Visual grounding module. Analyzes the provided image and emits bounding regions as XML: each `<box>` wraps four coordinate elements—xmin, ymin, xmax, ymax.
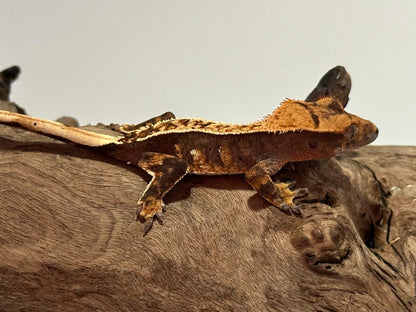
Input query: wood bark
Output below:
<box><xmin>0</xmin><ymin>67</ymin><xmax>415</xmax><ymax>311</ymax></box>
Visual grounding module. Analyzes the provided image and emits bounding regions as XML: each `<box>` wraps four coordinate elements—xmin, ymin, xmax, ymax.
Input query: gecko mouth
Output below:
<box><xmin>366</xmin><ymin>128</ymin><xmax>379</xmax><ymax>144</ymax></box>
<box><xmin>354</xmin><ymin>123</ymin><xmax>379</xmax><ymax>147</ymax></box>
<box><xmin>335</xmin><ymin>126</ymin><xmax>379</xmax><ymax>154</ymax></box>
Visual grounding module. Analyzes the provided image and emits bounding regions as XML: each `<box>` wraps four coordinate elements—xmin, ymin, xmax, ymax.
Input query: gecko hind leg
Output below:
<box><xmin>136</xmin><ymin>152</ymin><xmax>188</xmax><ymax>228</ymax></box>
<box><xmin>111</xmin><ymin>112</ymin><xmax>175</xmax><ymax>134</ymax></box>
<box><xmin>245</xmin><ymin>159</ymin><xmax>308</xmax><ymax>216</ymax></box>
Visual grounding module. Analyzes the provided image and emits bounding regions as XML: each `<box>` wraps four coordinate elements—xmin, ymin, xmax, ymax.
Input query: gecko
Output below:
<box><xmin>0</xmin><ymin>97</ymin><xmax>378</xmax><ymax>232</ymax></box>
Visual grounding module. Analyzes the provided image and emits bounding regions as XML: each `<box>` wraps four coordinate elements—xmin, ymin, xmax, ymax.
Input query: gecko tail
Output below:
<box><xmin>0</xmin><ymin>110</ymin><xmax>121</xmax><ymax>147</ymax></box>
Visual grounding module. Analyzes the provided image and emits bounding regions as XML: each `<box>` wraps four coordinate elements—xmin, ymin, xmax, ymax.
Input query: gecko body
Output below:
<box><xmin>0</xmin><ymin>97</ymin><xmax>378</xmax><ymax>231</ymax></box>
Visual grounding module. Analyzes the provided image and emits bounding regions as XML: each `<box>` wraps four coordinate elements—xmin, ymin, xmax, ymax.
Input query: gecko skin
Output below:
<box><xmin>0</xmin><ymin>98</ymin><xmax>378</xmax><ymax>232</ymax></box>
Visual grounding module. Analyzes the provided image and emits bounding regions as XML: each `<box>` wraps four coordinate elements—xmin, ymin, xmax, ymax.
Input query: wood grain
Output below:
<box><xmin>1</xmin><ymin>65</ymin><xmax>414</xmax><ymax>311</ymax></box>
<box><xmin>0</xmin><ymin>123</ymin><xmax>415</xmax><ymax>311</ymax></box>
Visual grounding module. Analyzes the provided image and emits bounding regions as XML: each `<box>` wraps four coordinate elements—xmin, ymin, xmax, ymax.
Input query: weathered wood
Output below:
<box><xmin>0</xmin><ymin>122</ymin><xmax>415</xmax><ymax>311</ymax></box>
<box><xmin>305</xmin><ymin>66</ymin><xmax>351</xmax><ymax>107</ymax></box>
<box><xmin>0</xmin><ymin>66</ymin><xmax>20</xmax><ymax>102</ymax></box>
<box><xmin>0</xmin><ymin>65</ymin><xmax>26</xmax><ymax>114</ymax></box>
<box><xmin>0</xmin><ymin>66</ymin><xmax>415</xmax><ymax>311</ymax></box>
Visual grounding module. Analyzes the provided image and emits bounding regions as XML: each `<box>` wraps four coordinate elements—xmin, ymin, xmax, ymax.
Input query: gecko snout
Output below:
<box><xmin>365</xmin><ymin>122</ymin><xmax>378</xmax><ymax>144</ymax></box>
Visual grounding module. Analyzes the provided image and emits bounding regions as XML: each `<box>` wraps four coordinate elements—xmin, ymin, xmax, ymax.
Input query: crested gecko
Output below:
<box><xmin>0</xmin><ymin>97</ymin><xmax>378</xmax><ymax>233</ymax></box>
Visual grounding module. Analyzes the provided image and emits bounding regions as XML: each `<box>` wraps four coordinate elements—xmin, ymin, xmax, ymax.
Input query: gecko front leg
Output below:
<box><xmin>137</xmin><ymin>152</ymin><xmax>188</xmax><ymax>233</ymax></box>
<box><xmin>245</xmin><ymin>158</ymin><xmax>308</xmax><ymax>215</ymax></box>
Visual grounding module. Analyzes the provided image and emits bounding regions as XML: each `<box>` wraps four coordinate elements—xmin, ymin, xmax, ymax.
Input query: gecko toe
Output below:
<box><xmin>294</xmin><ymin>188</ymin><xmax>308</xmax><ymax>198</ymax></box>
<box><xmin>279</xmin><ymin>202</ymin><xmax>304</xmax><ymax>216</ymax></box>
<box><xmin>285</xmin><ymin>180</ymin><xmax>296</xmax><ymax>188</ymax></box>
<box><xmin>280</xmin><ymin>203</ymin><xmax>291</xmax><ymax>213</ymax></box>
<box><xmin>161</xmin><ymin>203</ymin><xmax>167</xmax><ymax>212</ymax></box>
<box><xmin>135</xmin><ymin>204</ymin><xmax>144</xmax><ymax>221</ymax></box>
<box><xmin>143</xmin><ymin>218</ymin><xmax>155</xmax><ymax>236</ymax></box>
<box><xmin>291</xmin><ymin>204</ymin><xmax>304</xmax><ymax>216</ymax></box>
<box><xmin>155</xmin><ymin>211</ymin><xmax>164</xmax><ymax>223</ymax></box>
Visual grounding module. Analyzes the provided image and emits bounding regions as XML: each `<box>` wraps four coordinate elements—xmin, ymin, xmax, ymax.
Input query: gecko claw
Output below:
<box><xmin>143</xmin><ymin>218</ymin><xmax>154</xmax><ymax>236</ymax></box>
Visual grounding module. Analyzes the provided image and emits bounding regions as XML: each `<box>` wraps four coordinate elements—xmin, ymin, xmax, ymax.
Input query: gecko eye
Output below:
<box><xmin>344</xmin><ymin>123</ymin><xmax>358</xmax><ymax>140</ymax></box>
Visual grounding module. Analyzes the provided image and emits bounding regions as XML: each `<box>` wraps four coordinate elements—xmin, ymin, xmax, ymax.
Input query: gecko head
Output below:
<box><xmin>335</xmin><ymin>114</ymin><xmax>378</xmax><ymax>153</ymax></box>
<box><xmin>271</xmin><ymin>98</ymin><xmax>378</xmax><ymax>154</ymax></box>
<box><xmin>309</xmin><ymin>98</ymin><xmax>378</xmax><ymax>153</ymax></box>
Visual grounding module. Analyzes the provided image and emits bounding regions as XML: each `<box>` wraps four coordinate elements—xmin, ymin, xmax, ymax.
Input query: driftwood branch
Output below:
<box><xmin>0</xmin><ymin>66</ymin><xmax>415</xmax><ymax>311</ymax></box>
<box><xmin>305</xmin><ymin>66</ymin><xmax>351</xmax><ymax>107</ymax></box>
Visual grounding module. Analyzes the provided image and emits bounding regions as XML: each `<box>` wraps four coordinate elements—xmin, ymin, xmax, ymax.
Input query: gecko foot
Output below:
<box><xmin>274</xmin><ymin>182</ymin><xmax>308</xmax><ymax>216</ymax></box>
<box><xmin>282</xmin><ymin>180</ymin><xmax>307</xmax><ymax>195</ymax></box>
<box><xmin>136</xmin><ymin>199</ymin><xmax>165</xmax><ymax>221</ymax></box>
<box><xmin>276</xmin><ymin>182</ymin><xmax>308</xmax><ymax>201</ymax></box>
